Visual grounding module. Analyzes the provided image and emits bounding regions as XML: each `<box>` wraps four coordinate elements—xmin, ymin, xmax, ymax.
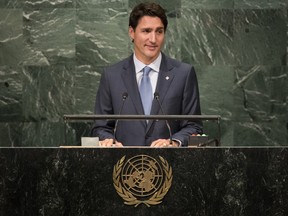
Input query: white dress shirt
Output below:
<box><xmin>133</xmin><ymin>53</ymin><xmax>162</xmax><ymax>94</ymax></box>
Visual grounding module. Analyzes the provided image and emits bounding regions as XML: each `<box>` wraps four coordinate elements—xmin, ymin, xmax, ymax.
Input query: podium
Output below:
<box><xmin>0</xmin><ymin>147</ymin><xmax>287</xmax><ymax>215</ymax></box>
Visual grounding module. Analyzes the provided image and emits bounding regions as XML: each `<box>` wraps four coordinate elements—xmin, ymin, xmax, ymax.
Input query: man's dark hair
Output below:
<box><xmin>129</xmin><ymin>2</ymin><xmax>168</xmax><ymax>31</ymax></box>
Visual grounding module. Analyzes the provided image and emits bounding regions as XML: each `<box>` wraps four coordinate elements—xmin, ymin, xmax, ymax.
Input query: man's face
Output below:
<box><xmin>129</xmin><ymin>16</ymin><xmax>165</xmax><ymax>64</ymax></box>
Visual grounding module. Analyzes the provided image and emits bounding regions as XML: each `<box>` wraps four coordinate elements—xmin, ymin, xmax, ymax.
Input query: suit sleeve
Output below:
<box><xmin>171</xmin><ymin>66</ymin><xmax>203</xmax><ymax>146</ymax></box>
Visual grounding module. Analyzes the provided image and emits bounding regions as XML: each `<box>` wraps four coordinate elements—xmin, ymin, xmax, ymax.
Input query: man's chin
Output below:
<box><xmin>144</xmin><ymin>51</ymin><xmax>160</xmax><ymax>59</ymax></box>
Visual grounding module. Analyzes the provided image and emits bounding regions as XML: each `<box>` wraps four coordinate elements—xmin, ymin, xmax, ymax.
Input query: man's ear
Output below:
<box><xmin>129</xmin><ymin>26</ymin><xmax>135</xmax><ymax>42</ymax></box>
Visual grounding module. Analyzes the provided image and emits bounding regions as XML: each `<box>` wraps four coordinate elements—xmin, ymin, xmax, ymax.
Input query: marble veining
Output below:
<box><xmin>0</xmin><ymin>0</ymin><xmax>287</xmax><ymax>147</ymax></box>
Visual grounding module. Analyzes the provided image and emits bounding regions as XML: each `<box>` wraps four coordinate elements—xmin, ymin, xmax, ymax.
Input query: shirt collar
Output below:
<box><xmin>133</xmin><ymin>53</ymin><xmax>162</xmax><ymax>73</ymax></box>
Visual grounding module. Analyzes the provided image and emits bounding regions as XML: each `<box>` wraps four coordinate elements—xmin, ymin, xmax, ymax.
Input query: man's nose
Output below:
<box><xmin>149</xmin><ymin>32</ymin><xmax>156</xmax><ymax>43</ymax></box>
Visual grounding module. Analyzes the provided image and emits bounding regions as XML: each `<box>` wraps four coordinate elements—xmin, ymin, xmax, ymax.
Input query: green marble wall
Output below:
<box><xmin>0</xmin><ymin>0</ymin><xmax>287</xmax><ymax>146</ymax></box>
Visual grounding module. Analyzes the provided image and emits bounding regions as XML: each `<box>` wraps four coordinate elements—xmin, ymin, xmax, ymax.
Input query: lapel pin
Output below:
<box><xmin>165</xmin><ymin>76</ymin><xmax>169</xmax><ymax>80</ymax></box>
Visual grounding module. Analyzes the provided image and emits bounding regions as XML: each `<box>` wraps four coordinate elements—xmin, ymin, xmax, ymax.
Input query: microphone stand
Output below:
<box><xmin>113</xmin><ymin>92</ymin><xmax>128</xmax><ymax>144</ymax></box>
<box><xmin>154</xmin><ymin>92</ymin><xmax>173</xmax><ymax>145</ymax></box>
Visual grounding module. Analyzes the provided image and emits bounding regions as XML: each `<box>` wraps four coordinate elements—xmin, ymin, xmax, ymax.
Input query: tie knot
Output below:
<box><xmin>143</xmin><ymin>66</ymin><xmax>152</xmax><ymax>76</ymax></box>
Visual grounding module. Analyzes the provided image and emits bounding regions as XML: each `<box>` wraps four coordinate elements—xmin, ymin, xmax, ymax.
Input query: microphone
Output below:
<box><xmin>113</xmin><ymin>92</ymin><xmax>128</xmax><ymax>144</ymax></box>
<box><xmin>154</xmin><ymin>92</ymin><xmax>173</xmax><ymax>145</ymax></box>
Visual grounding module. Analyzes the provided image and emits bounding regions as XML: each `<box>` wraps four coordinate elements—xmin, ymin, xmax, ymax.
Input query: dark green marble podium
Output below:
<box><xmin>0</xmin><ymin>147</ymin><xmax>287</xmax><ymax>216</ymax></box>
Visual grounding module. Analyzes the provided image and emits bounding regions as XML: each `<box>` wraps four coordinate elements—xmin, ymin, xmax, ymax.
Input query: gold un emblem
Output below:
<box><xmin>113</xmin><ymin>155</ymin><xmax>173</xmax><ymax>207</ymax></box>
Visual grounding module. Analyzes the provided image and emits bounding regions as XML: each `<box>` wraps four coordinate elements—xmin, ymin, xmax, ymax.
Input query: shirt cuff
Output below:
<box><xmin>172</xmin><ymin>139</ymin><xmax>182</xmax><ymax>147</ymax></box>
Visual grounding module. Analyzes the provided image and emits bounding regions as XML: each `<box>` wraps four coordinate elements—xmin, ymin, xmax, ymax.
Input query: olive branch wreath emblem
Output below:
<box><xmin>113</xmin><ymin>155</ymin><xmax>173</xmax><ymax>207</ymax></box>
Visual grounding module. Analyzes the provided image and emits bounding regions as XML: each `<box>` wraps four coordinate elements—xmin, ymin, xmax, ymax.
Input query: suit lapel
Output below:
<box><xmin>147</xmin><ymin>54</ymin><xmax>175</xmax><ymax>130</ymax></box>
<box><xmin>121</xmin><ymin>55</ymin><xmax>145</xmax><ymax>117</ymax></box>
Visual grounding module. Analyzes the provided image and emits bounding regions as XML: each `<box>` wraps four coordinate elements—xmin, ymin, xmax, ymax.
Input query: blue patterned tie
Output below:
<box><xmin>140</xmin><ymin>66</ymin><xmax>153</xmax><ymax>115</ymax></box>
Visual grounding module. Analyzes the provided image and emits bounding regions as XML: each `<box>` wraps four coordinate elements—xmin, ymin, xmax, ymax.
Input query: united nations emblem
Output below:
<box><xmin>113</xmin><ymin>155</ymin><xmax>173</xmax><ymax>207</ymax></box>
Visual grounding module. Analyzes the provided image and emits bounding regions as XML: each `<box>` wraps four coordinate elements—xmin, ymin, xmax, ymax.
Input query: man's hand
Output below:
<box><xmin>150</xmin><ymin>139</ymin><xmax>179</xmax><ymax>147</ymax></box>
<box><xmin>99</xmin><ymin>139</ymin><xmax>123</xmax><ymax>147</ymax></box>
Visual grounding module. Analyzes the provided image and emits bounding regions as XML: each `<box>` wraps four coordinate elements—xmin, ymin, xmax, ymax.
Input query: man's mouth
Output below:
<box><xmin>145</xmin><ymin>45</ymin><xmax>158</xmax><ymax>49</ymax></box>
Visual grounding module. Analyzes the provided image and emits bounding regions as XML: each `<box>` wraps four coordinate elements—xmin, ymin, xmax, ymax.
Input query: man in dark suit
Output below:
<box><xmin>91</xmin><ymin>2</ymin><xmax>203</xmax><ymax>147</ymax></box>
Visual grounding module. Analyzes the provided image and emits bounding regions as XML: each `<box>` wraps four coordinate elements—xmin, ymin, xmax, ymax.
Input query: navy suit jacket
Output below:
<box><xmin>91</xmin><ymin>53</ymin><xmax>203</xmax><ymax>146</ymax></box>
